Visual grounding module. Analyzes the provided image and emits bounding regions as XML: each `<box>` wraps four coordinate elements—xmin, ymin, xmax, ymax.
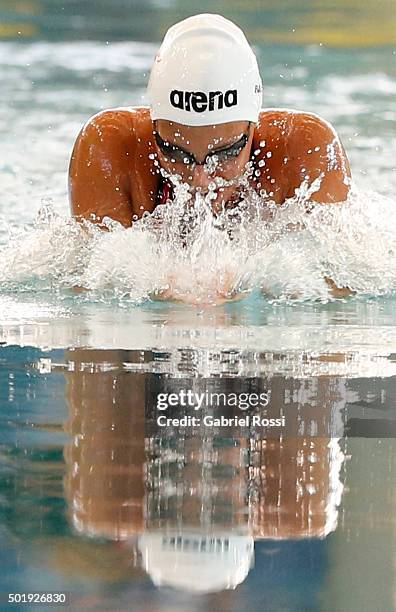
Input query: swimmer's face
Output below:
<box><xmin>153</xmin><ymin>119</ymin><xmax>254</xmax><ymax>212</ymax></box>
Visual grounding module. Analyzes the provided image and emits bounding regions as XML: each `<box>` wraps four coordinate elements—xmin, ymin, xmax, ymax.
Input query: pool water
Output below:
<box><xmin>0</xmin><ymin>346</ymin><xmax>395</xmax><ymax>610</ymax></box>
<box><xmin>1</xmin><ymin>1</ymin><xmax>396</xmax><ymax>610</ymax></box>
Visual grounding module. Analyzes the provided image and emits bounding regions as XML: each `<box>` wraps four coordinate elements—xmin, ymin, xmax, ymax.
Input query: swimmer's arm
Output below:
<box><xmin>261</xmin><ymin>279</ymin><xmax>355</xmax><ymax>300</ymax></box>
<box><xmin>286</xmin><ymin>113</ymin><xmax>352</xmax><ymax>204</ymax></box>
<box><xmin>69</xmin><ymin>112</ymin><xmax>133</xmax><ymax>228</ymax></box>
<box><xmin>288</xmin><ymin>114</ymin><xmax>353</xmax><ymax>296</ymax></box>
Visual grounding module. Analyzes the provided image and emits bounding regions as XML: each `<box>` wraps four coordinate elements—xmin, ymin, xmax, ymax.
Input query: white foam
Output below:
<box><xmin>0</xmin><ymin>175</ymin><xmax>395</xmax><ymax>305</ymax></box>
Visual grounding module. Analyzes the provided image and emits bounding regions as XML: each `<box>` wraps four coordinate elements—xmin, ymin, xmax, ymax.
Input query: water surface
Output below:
<box><xmin>0</xmin><ymin>1</ymin><xmax>395</xmax><ymax>610</ymax></box>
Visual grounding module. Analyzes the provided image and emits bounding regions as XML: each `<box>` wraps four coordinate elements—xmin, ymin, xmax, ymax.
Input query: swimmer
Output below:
<box><xmin>69</xmin><ymin>14</ymin><xmax>353</xmax><ymax>298</ymax></box>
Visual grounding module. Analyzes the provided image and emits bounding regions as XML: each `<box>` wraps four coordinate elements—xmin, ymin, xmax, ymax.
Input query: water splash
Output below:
<box><xmin>0</xmin><ymin>175</ymin><xmax>395</xmax><ymax>305</ymax></box>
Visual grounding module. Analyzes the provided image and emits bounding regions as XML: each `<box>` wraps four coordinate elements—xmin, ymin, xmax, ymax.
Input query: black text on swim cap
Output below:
<box><xmin>170</xmin><ymin>89</ymin><xmax>238</xmax><ymax>113</ymax></box>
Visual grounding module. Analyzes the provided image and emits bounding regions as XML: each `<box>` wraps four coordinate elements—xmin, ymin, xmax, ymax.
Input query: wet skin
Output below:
<box><xmin>69</xmin><ymin>107</ymin><xmax>353</xmax><ymax>298</ymax></box>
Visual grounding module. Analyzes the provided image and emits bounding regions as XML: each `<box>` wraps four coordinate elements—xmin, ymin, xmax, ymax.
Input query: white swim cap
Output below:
<box><xmin>147</xmin><ymin>14</ymin><xmax>262</xmax><ymax>126</ymax></box>
<box><xmin>138</xmin><ymin>529</ymin><xmax>254</xmax><ymax>592</ymax></box>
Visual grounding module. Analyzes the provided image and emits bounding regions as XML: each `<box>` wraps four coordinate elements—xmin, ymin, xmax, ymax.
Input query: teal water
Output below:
<box><xmin>0</xmin><ymin>346</ymin><xmax>395</xmax><ymax>610</ymax></box>
<box><xmin>1</xmin><ymin>0</ymin><xmax>396</xmax><ymax>610</ymax></box>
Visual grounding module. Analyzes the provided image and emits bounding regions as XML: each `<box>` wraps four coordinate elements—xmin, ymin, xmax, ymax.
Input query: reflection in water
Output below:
<box><xmin>0</xmin><ymin>345</ymin><xmax>395</xmax><ymax>608</ymax></box>
<box><xmin>63</xmin><ymin>349</ymin><xmax>346</xmax><ymax>592</ymax></box>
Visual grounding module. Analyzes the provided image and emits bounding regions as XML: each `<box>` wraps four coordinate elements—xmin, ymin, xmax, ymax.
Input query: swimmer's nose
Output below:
<box><xmin>189</xmin><ymin>164</ymin><xmax>211</xmax><ymax>191</ymax></box>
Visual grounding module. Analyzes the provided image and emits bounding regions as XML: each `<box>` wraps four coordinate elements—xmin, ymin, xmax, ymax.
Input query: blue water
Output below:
<box><xmin>0</xmin><ymin>345</ymin><xmax>395</xmax><ymax>610</ymax></box>
<box><xmin>1</xmin><ymin>1</ymin><xmax>396</xmax><ymax>610</ymax></box>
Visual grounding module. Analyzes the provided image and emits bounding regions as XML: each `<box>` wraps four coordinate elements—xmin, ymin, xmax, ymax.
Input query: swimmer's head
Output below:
<box><xmin>147</xmin><ymin>14</ymin><xmax>262</xmax><ymax>127</ymax></box>
<box><xmin>147</xmin><ymin>15</ymin><xmax>262</xmax><ymax>207</ymax></box>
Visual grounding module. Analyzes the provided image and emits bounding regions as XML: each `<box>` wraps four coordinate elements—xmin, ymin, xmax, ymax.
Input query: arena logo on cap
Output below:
<box><xmin>170</xmin><ymin>89</ymin><xmax>238</xmax><ymax>113</ymax></box>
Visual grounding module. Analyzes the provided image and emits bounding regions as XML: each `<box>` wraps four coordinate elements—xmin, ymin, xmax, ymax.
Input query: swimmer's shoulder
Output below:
<box><xmin>252</xmin><ymin>109</ymin><xmax>350</xmax><ymax>203</ymax></box>
<box><xmin>70</xmin><ymin>105</ymin><xmax>157</xmax><ymax>184</ymax></box>
<box><xmin>69</xmin><ymin>106</ymin><xmax>159</xmax><ymax>222</ymax></box>
<box><xmin>75</xmin><ymin>106</ymin><xmax>153</xmax><ymax>147</ymax></box>
<box><xmin>255</xmin><ymin>108</ymin><xmax>339</xmax><ymax>145</ymax></box>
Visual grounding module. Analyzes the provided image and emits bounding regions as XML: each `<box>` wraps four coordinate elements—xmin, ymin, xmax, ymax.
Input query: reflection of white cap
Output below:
<box><xmin>147</xmin><ymin>14</ymin><xmax>262</xmax><ymax>126</ymax></box>
<box><xmin>138</xmin><ymin>530</ymin><xmax>254</xmax><ymax>592</ymax></box>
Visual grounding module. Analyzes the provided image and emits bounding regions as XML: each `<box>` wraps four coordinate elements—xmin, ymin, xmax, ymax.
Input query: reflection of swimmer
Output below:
<box><xmin>64</xmin><ymin>349</ymin><xmax>146</xmax><ymax>539</ymax></box>
<box><xmin>63</xmin><ymin>349</ymin><xmax>346</xmax><ymax>593</ymax></box>
<box><xmin>249</xmin><ymin>437</ymin><xmax>344</xmax><ymax>539</ymax></box>
<box><xmin>69</xmin><ymin>14</ymin><xmax>353</xmax><ymax>298</ymax></box>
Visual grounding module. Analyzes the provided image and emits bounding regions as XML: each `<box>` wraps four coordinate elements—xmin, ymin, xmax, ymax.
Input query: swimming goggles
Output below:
<box><xmin>153</xmin><ymin>124</ymin><xmax>251</xmax><ymax>167</ymax></box>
